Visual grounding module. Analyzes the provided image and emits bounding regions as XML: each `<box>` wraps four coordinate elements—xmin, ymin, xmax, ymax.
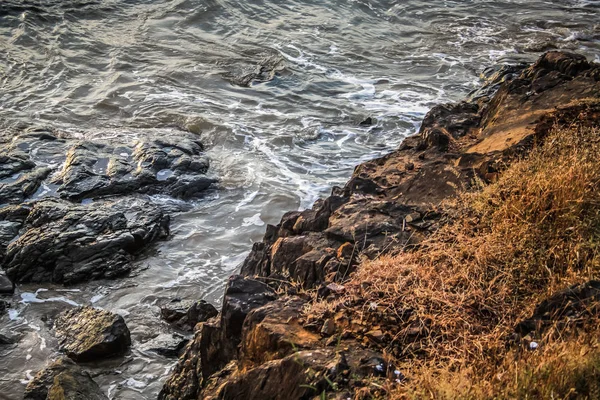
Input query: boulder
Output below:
<box><xmin>159</xmin><ymin>276</ymin><xmax>276</xmax><ymax>400</ymax></box>
<box><xmin>1</xmin><ymin>196</ymin><xmax>169</xmax><ymax>284</ymax></box>
<box><xmin>160</xmin><ymin>299</ymin><xmax>218</xmax><ymax>331</ymax></box>
<box><xmin>54</xmin><ymin>306</ymin><xmax>131</xmax><ymax>362</ymax></box>
<box><xmin>0</xmin><ymin>271</ymin><xmax>14</xmax><ymax>295</ymax></box>
<box><xmin>139</xmin><ymin>333</ymin><xmax>189</xmax><ymax>357</ymax></box>
<box><xmin>24</xmin><ymin>357</ymin><xmax>107</xmax><ymax>400</ymax></box>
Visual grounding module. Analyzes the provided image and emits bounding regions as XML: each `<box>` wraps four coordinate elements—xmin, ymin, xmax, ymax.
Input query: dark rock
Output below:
<box><xmin>24</xmin><ymin>357</ymin><xmax>107</xmax><ymax>400</ymax></box>
<box><xmin>2</xmin><ymin>196</ymin><xmax>169</xmax><ymax>284</ymax></box>
<box><xmin>220</xmin><ymin>49</ymin><xmax>285</xmax><ymax>87</ymax></box>
<box><xmin>0</xmin><ymin>130</ymin><xmax>215</xmax><ymax>206</ymax></box>
<box><xmin>359</xmin><ymin>116</ymin><xmax>377</xmax><ymax>126</ymax></box>
<box><xmin>0</xmin><ymin>299</ymin><xmax>8</xmax><ymax>315</ymax></box>
<box><xmin>0</xmin><ymin>167</ymin><xmax>52</xmax><ymax>204</ymax></box>
<box><xmin>55</xmin><ymin>135</ymin><xmax>215</xmax><ymax>201</ymax></box>
<box><xmin>0</xmin><ymin>150</ymin><xmax>36</xmax><ymax>180</ymax></box>
<box><xmin>54</xmin><ymin>306</ymin><xmax>131</xmax><ymax>362</ymax></box>
<box><xmin>0</xmin><ymin>272</ymin><xmax>14</xmax><ymax>295</ymax></box>
<box><xmin>139</xmin><ymin>333</ymin><xmax>189</xmax><ymax>357</ymax></box>
<box><xmin>159</xmin><ymin>276</ymin><xmax>276</xmax><ymax>400</ymax></box>
<box><xmin>515</xmin><ymin>280</ymin><xmax>600</xmax><ymax>336</ymax></box>
<box><xmin>160</xmin><ymin>299</ymin><xmax>218</xmax><ymax>331</ymax></box>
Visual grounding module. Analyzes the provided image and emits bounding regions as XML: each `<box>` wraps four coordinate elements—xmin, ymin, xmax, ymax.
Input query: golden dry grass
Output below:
<box><xmin>314</xmin><ymin>125</ymin><xmax>600</xmax><ymax>399</ymax></box>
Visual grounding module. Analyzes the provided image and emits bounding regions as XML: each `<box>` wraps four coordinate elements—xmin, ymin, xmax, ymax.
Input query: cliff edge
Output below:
<box><xmin>160</xmin><ymin>51</ymin><xmax>600</xmax><ymax>400</ymax></box>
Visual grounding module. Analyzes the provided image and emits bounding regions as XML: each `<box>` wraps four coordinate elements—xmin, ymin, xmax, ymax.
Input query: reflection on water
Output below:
<box><xmin>0</xmin><ymin>0</ymin><xmax>599</xmax><ymax>398</ymax></box>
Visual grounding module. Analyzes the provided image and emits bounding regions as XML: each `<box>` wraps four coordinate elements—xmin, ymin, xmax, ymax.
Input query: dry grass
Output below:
<box><xmin>314</xmin><ymin>125</ymin><xmax>600</xmax><ymax>399</ymax></box>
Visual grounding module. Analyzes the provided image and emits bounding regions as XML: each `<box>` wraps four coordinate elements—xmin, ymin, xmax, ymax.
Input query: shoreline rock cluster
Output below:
<box><xmin>0</xmin><ymin>131</ymin><xmax>215</xmax><ymax>284</ymax></box>
<box><xmin>4</xmin><ymin>50</ymin><xmax>600</xmax><ymax>399</ymax></box>
<box><xmin>160</xmin><ymin>51</ymin><xmax>600</xmax><ymax>399</ymax></box>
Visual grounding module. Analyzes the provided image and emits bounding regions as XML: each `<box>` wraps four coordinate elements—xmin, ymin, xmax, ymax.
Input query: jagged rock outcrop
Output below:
<box><xmin>24</xmin><ymin>357</ymin><xmax>107</xmax><ymax>400</ymax></box>
<box><xmin>161</xmin><ymin>51</ymin><xmax>600</xmax><ymax>399</ymax></box>
<box><xmin>1</xmin><ymin>196</ymin><xmax>169</xmax><ymax>284</ymax></box>
<box><xmin>159</xmin><ymin>276</ymin><xmax>277</xmax><ymax>399</ymax></box>
<box><xmin>0</xmin><ymin>129</ymin><xmax>216</xmax><ymax>285</ymax></box>
<box><xmin>0</xmin><ymin>131</ymin><xmax>215</xmax><ymax>205</ymax></box>
<box><xmin>54</xmin><ymin>306</ymin><xmax>131</xmax><ymax>362</ymax></box>
<box><xmin>55</xmin><ymin>135</ymin><xmax>214</xmax><ymax>201</ymax></box>
<box><xmin>241</xmin><ymin>51</ymin><xmax>600</xmax><ymax>290</ymax></box>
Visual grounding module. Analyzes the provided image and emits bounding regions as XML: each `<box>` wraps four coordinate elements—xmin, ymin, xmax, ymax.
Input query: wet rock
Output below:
<box><xmin>55</xmin><ymin>135</ymin><xmax>215</xmax><ymax>201</ymax></box>
<box><xmin>0</xmin><ymin>150</ymin><xmax>36</xmax><ymax>180</ymax></box>
<box><xmin>160</xmin><ymin>299</ymin><xmax>218</xmax><ymax>331</ymax></box>
<box><xmin>0</xmin><ymin>271</ymin><xmax>14</xmax><ymax>295</ymax></box>
<box><xmin>220</xmin><ymin>49</ymin><xmax>285</xmax><ymax>87</ymax></box>
<box><xmin>24</xmin><ymin>357</ymin><xmax>107</xmax><ymax>400</ymax></box>
<box><xmin>54</xmin><ymin>306</ymin><xmax>131</xmax><ymax>362</ymax></box>
<box><xmin>2</xmin><ymin>196</ymin><xmax>169</xmax><ymax>284</ymax></box>
<box><xmin>139</xmin><ymin>333</ymin><xmax>189</xmax><ymax>357</ymax></box>
<box><xmin>159</xmin><ymin>276</ymin><xmax>276</xmax><ymax>400</ymax></box>
<box><xmin>359</xmin><ymin>116</ymin><xmax>377</xmax><ymax>126</ymax></box>
<box><xmin>0</xmin><ymin>167</ymin><xmax>52</xmax><ymax>204</ymax></box>
<box><xmin>0</xmin><ymin>299</ymin><xmax>8</xmax><ymax>315</ymax></box>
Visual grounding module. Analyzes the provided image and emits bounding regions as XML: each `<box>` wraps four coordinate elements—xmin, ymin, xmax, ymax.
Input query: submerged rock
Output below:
<box><xmin>1</xmin><ymin>196</ymin><xmax>169</xmax><ymax>284</ymax></box>
<box><xmin>139</xmin><ymin>333</ymin><xmax>189</xmax><ymax>357</ymax></box>
<box><xmin>54</xmin><ymin>306</ymin><xmax>131</xmax><ymax>362</ymax></box>
<box><xmin>160</xmin><ymin>299</ymin><xmax>219</xmax><ymax>331</ymax></box>
<box><xmin>24</xmin><ymin>357</ymin><xmax>108</xmax><ymax>400</ymax></box>
<box><xmin>220</xmin><ymin>48</ymin><xmax>285</xmax><ymax>87</ymax></box>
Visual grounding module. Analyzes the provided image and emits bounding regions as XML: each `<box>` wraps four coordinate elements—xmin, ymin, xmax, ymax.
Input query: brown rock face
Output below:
<box><xmin>159</xmin><ymin>276</ymin><xmax>276</xmax><ymax>400</ymax></box>
<box><xmin>160</xmin><ymin>52</ymin><xmax>600</xmax><ymax>400</ymax></box>
<box><xmin>241</xmin><ymin>51</ymin><xmax>600</xmax><ymax>291</ymax></box>
<box><xmin>54</xmin><ymin>306</ymin><xmax>131</xmax><ymax>362</ymax></box>
<box><xmin>24</xmin><ymin>358</ymin><xmax>107</xmax><ymax>400</ymax></box>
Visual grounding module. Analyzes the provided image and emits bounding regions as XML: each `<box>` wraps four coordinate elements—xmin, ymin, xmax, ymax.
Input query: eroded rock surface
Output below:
<box><xmin>1</xmin><ymin>196</ymin><xmax>169</xmax><ymax>284</ymax></box>
<box><xmin>242</xmin><ymin>51</ymin><xmax>600</xmax><ymax>290</ymax></box>
<box><xmin>161</xmin><ymin>299</ymin><xmax>219</xmax><ymax>331</ymax></box>
<box><xmin>54</xmin><ymin>306</ymin><xmax>131</xmax><ymax>362</ymax></box>
<box><xmin>160</xmin><ymin>52</ymin><xmax>600</xmax><ymax>399</ymax></box>
<box><xmin>0</xmin><ymin>129</ymin><xmax>215</xmax><ymax>286</ymax></box>
<box><xmin>24</xmin><ymin>357</ymin><xmax>107</xmax><ymax>400</ymax></box>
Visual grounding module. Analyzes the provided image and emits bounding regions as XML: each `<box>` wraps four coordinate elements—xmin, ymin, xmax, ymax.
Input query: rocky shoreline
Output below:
<box><xmin>157</xmin><ymin>51</ymin><xmax>600</xmax><ymax>399</ymax></box>
<box><xmin>3</xmin><ymin>50</ymin><xmax>600</xmax><ymax>399</ymax></box>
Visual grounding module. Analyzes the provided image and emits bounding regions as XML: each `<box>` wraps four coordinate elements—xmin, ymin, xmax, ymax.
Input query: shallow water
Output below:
<box><xmin>0</xmin><ymin>0</ymin><xmax>599</xmax><ymax>398</ymax></box>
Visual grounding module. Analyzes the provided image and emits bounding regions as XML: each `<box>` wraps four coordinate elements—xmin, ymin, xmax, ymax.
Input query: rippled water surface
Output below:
<box><xmin>1</xmin><ymin>0</ymin><xmax>599</xmax><ymax>398</ymax></box>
